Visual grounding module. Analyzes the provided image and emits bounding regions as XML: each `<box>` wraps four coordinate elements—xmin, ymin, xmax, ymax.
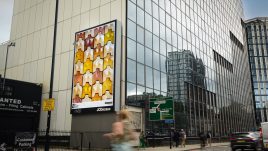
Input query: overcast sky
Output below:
<box><xmin>0</xmin><ymin>0</ymin><xmax>268</xmax><ymax>43</ymax></box>
<box><xmin>0</xmin><ymin>0</ymin><xmax>14</xmax><ymax>44</ymax></box>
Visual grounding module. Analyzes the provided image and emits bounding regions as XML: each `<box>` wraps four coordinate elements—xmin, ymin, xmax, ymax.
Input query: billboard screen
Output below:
<box><xmin>71</xmin><ymin>20</ymin><xmax>116</xmax><ymax>113</ymax></box>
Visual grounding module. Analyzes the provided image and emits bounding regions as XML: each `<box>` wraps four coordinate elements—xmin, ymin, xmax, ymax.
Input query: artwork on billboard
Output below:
<box><xmin>71</xmin><ymin>20</ymin><xmax>116</xmax><ymax>113</ymax></box>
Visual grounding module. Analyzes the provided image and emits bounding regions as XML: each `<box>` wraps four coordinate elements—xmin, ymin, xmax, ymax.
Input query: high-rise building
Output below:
<box><xmin>0</xmin><ymin>0</ymin><xmax>255</xmax><ymax>144</ymax></box>
<box><xmin>245</xmin><ymin>17</ymin><xmax>268</xmax><ymax>124</ymax></box>
<box><xmin>126</xmin><ymin>0</ymin><xmax>255</xmax><ymax>137</ymax></box>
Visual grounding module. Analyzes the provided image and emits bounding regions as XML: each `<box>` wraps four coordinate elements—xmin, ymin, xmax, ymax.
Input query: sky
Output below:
<box><xmin>0</xmin><ymin>0</ymin><xmax>14</xmax><ymax>44</ymax></box>
<box><xmin>0</xmin><ymin>0</ymin><xmax>268</xmax><ymax>43</ymax></box>
<box><xmin>243</xmin><ymin>0</ymin><xmax>268</xmax><ymax>19</ymax></box>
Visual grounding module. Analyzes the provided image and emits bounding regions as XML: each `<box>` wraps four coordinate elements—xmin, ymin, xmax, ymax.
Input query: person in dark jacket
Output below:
<box><xmin>199</xmin><ymin>131</ymin><xmax>206</xmax><ymax>148</ymax></box>
<box><xmin>206</xmin><ymin>131</ymin><xmax>212</xmax><ymax>147</ymax></box>
<box><xmin>173</xmin><ymin>130</ymin><xmax>180</xmax><ymax>147</ymax></box>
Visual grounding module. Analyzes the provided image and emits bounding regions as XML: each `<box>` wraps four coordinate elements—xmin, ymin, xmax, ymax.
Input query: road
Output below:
<box><xmin>189</xmin><ymin>146</ymin><xmax>260</xmax><ymax>151</ymax></box>
<box><xmin>189</xmin><ymin>146</ymin><xmax>230</xmax><ymax>151</ymax></box>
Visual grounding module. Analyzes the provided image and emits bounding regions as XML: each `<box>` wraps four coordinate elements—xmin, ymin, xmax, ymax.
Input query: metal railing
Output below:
<box><xmin>0</xmin><ymin>130</ymin><xmax>112</xmax><ymax>151</ymax></box>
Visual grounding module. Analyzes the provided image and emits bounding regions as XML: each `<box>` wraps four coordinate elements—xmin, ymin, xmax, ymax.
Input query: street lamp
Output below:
<box><xmin>1</xmin><ymin>42</ymin><xmax>15</xmax><ymax>95</ymax></box>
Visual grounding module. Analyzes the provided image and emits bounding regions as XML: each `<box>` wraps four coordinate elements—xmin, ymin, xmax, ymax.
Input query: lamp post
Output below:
<box><xmin>1</xmin><ymin>42</ymin><xmax>15</xmax><ymax>95</ymax></box>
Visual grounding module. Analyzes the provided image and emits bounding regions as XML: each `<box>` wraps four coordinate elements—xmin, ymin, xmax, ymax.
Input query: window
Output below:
<box><xmin>127</xmin><ymin>38</ymin><xmax>136</xmax><ymax>60</ymax></box>
<box><xmin>145</xmin><ymin>48</ymin><xmax>153</xmax><ymax>67</ymax></box>
<box><xmin>127</xmin><ymin>20</ymin><xmax>136</xmax><ymax>40</ymax></box>
<box><xmin>127</xmin><ymin>59</ymin><xmax>136</xmax><ymax>83</ymax></box>
<box><xmin>137</xmin><ymin>63</ymin><xmax>145</xmax><ymax>85</ymax></box>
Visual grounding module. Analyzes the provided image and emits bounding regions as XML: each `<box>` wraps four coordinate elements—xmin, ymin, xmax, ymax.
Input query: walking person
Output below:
<box><xmin>206</xmin><ymin>131</ymin><xmax>212</xmax><ymax>147</ymax></box>
<box><xmin>103</xmin><ymin>110</ymin><xmax>137</xmax><ymax>151</ymax></box>
<box><xmin>173</xmin><ymin>130</ymin><xmax>180</xmax><ymax>147</ymax></box>
<box><xmin>180</xmin><ymin>129</ymin><xmax>186</xmax><ymax>147</ymax></box>
<box><xmin>199</xmin><ymin>131</ymin><xmax>206</xmax><ymax>149</ymax></box>
<box><xmin>139</xmin><ymin>131</ymin><xmax>146</xmax><ymax>149</ymax></box>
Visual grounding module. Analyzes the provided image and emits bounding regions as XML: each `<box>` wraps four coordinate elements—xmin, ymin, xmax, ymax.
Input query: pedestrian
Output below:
<box><xmin>173</xmin><ymin>130</ymin><xmax>180</xmax><ymax>147</ymax></box>
<box><xmin>199</xmin><ymin>131</ymin><xmax>206</xmax><ymax>149</ymax></box>
<box><xmin>179</xmin><ymin>129</ymin><xmax>186</xmax><ymax>147</ymax></box>
<box><xmin>103</xmin><ymin>110</ymin><xmax>137</xmax><ymax>151</ymax></box>
<box><xmin>207</xmin><ymin>131</ymin><xmax>212</xmax><ymax>147</ymax></box>
<box><xmin>139</xmin><ymin>131</ymin><xmax>146</xmax><ymax>149</ymax></box>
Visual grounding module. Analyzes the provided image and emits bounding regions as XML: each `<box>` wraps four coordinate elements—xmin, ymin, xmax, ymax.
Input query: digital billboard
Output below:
<box><xmin>71</xmin><ymin>20</ymin><xmax>116</xmax><ymax>113</ymax></box>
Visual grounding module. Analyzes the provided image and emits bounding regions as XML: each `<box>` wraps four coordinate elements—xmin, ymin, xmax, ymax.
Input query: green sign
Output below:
<box><xmin>149</xmin><ymin>97</ymin><xmax>174</xmax><ymax>121</ymax></box>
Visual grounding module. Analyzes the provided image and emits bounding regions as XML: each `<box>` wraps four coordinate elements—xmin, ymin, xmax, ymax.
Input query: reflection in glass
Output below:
<box><xmin>166</xmin><ymin>14</ymin><xmax>171</xmax><ymax>28</ymax></box>
<box><xmin>145</xmin><ymin>0</ymin><xmax>151</xmax><ymax>14</ymax></box>
<box><xmin>160</xmin><ymin>23</ymin><xmax>165</xmax><ymax>40</ymax></box>
<box><xmin>172</xmin><ymin>32</ymin><xmax>177</xmax><ymax>48</ymax></box>
<box><xmin>145</xmin><ymin>48</ymin><xmax>152</xmax><ymax>67</ymax></box>
<box><xmin>167</xmin><ymin>44</ymin><xmax>172</xmax><ymax>53</ymax></box>
<box><xmin>160</xmin><ymin>39</ymin><xmax>166</xmax><ymax>56</ymax></box>
<box><xmin>153</xmin><ymin>18</ymin><xmax>159</xmax><ymax>36</ymax></box>
<box><xmin>137</xmin><ymin>26</ymin><xmax>144</xmax><ymax>45</ymax></box>
<box><xmin>159</xmin><ymin>8</ymin><xmax>165</xmax><ymax>24</ymax></box>
<box><xmin>137</xmin><ymin>85</ymin><xmax>145</xmax><ymax>95</ymax></box>
<box><xmin>127</xmin><ymin>82</ymin><xmax>137</xmax><ymax>106</ymax></box>
<box><xmin>127</xmin><ymin>38</ymin><xmax>136</xmax><ymax>60</ymax></box>
<box><xmin>154</xmin><ymin>69</ymin><xmax>160</xmax><ymax>90</ymax></box>
<box><xmin>166</xmin><ymin>27</ymin><xmax>171</xmax><ymax>44</ymax></box>
<box><xmin>145</xmin><ymin>30</ymin><xmax>153</xmax><ymax>49</ymax></box>
<box><xmin>137</xmin><ymin>7</ymin><xmax>144</xmax><ymax>27</ymax></box>
<box><xmin>146</xmin><ymin>66</ymin><xmax>153</xmax><ymax>88</ymax></box>
<box><xmin>160</xmin><ymin>55</ymin><xmax>166</xmax><ymax>72</ymax></box>
<box><xmin>126</xmin><ymin>0</ymin><xmax>255</xmax><ymax>138</ymax></box>
<box><xmin>127</xmin><ymin>20</ymin><xmax>136</xmax><ymax>41</ymax></box>
<box><xmin>154</xmin><ymin>90</ymin><xmax>160</xmax><ymax>96</ymax></box>
<box><xmin>145</xmin><ymin>13</ymin><xmax>152</xmax><ymax>32</ymax></box>
<box><xmin>128</xmin><ymin>1</ymin><xmax>136</xmax><ymax>21</ymax></box>
<box><xmin>137</xmin><ymin>43</ymin><xmax>144</xmax><ymax>64</ymax></box>
<box><xmin>127</xmin><ymin>59</ymin><xmax>136</xmax><ymax>83</ymax></box>
<box><xmin>153</xmin><ymin>51</ymin><xmax>160</xmax><ymax>70</ymax></box>
<box><xmin>137</xmin><ymin>0</ymin><xmax>144</xmax><ymax>9</ymax></box>
<box><xmin>127</xmin><ymin>82</ymin><xmax>136</xmax><ymax>96</ymax></box>
<box><xmin>161</xmin><ymin>72</ymin><xmax>167</xmax><ymax>92</ymax></box>
<box><xmin>152</xmin><ymin>2</ymin><xmax>158</xmax><ymax>19</ymax></box>
<box><xmin>137</xmin><ymin>63</ymin><xmax>145</xmax><ymax>85</ymax></box>
<box><xmin>153</xmin><ymin>35</ymin><xmax>159</xmax><ymax>52</ymax></box>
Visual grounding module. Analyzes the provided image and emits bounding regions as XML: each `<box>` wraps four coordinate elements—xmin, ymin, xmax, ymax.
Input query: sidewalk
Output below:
<box><xmin>136</xmin><ymin>142</ymin><xmax>230</xmax><ymax>151</ymax></box>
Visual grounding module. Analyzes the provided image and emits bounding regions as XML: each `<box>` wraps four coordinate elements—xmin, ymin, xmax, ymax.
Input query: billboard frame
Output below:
<box><xmin>70</xmin><ymin>20</ymin><xmax>117</xmax><ymax>114</ymax></box>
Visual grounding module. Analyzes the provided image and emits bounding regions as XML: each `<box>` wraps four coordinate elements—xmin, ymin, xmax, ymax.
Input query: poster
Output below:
<box><xmin>71</xmin><ymin>20</ymin><xmax>116</xmax><ymax>113</ymax></box>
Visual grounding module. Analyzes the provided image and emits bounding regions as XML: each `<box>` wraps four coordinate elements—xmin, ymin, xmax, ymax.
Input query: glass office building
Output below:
<box><xmin>245</xmin><ymin>17</ymin><xmax>268</xmax><ymax>124</ymax></box>
<box><xmin>1</xmin><ymin>0</ymin><xmax>256</xmax><ymax>139</ymax></box>
<box><xmin>126</xmin><ymin>0</ymin><xmax>255</xmax><ymax>137</ymax></box>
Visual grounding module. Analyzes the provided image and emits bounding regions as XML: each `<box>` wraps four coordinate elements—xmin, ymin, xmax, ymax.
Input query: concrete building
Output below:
<box><xmin>245</xmin><ymin>17</ymin><xmax>268</xmax><ymax>124</ymax></box>
<box><xmin>0</xmin><ymin>0</ymin><xmax>256</xmax><ymax>146</ymax></box>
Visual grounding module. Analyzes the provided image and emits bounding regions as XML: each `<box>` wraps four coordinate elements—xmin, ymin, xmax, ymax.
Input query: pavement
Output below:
<box><xmin>136</xmin><ymin>142</ymin><xmax>230</xmax><ymax>151</ymax></box>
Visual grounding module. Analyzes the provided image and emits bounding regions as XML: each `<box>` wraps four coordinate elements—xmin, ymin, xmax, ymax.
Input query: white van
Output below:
<box><xmin>261</xmin><ymin>122</ymin><xmax>268</xmax><ymax>150</ymax></box>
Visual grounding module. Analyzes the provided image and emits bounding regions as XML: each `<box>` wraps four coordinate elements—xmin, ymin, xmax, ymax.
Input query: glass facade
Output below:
<box><xmin>126</xmin><ymin>0</ymin><xmax>255</xmax><ymax>137</ymax></box>
<box><xmin>245</xmin><ymin>18</ymin><xmax>268</xmax><ymax>124</ymax></box>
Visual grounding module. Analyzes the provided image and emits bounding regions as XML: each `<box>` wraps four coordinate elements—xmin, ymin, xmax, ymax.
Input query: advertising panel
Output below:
<box><xmin>0</xmin><ymin>79</ymin><xmax>42</xmax><ymax>114</ymax></box>
<box><xmin>71</xmin><ymin>20</ymin><xmax>116</xmax><ymax>113</ymax></box>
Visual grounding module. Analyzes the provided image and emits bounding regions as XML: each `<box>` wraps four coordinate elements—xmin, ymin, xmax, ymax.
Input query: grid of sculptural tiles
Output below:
<box><xmin>72</xmin><ymin>22</ymin><xmax>115</xmax><ymax>106</ymax></box>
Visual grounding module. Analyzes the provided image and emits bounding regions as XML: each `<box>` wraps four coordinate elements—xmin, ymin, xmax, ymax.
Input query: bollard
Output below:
<box><xmin>80</xmin><ymin>132</ymin><xmax>83</xmax><ymax>151</ymax></box>
<box><xmin>88</xmin><ymin>141</ymin><xmax>91</xmax><ymax>150</ymax></box>
<box><xmin>169</xmin><ymin>129</ymin><xmax>172</xmax><ymax>149</ymax></box>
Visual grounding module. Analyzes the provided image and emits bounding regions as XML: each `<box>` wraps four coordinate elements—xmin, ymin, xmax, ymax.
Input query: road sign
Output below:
<box><xmin>149</xmin><ymin>97</ymin><xmax>174</xmax><ymax>121</ymax></box>
<box><xmin>43</xmin><ymin>98</ymin><xmax>55</xmax><ymax>111</ymax></box>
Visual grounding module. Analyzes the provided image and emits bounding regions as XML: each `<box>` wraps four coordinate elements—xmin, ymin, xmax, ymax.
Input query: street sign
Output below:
<box><xmin>149</xmin><ymin>97</ymin><xmax>174</xmax><ymax>121</ymax></box>
<box><xmin>43</xmin><ymin>98</ymin><xmax>55</xmax><ymax>111</ymax></box>
<box><xmin>164</xmin><ymin>119</ymin><xmax>174</xmax><ymax>124</ymax></box>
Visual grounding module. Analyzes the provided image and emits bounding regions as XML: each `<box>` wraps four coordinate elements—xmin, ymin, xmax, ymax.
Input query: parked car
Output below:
<box><xmin>261</xmin><ymin>122</ymin><xmax>268</xmax><ymax>150</ymax></box>
<box><xmin>230</xmin><ymin>132</ymin><xmax>261</xmax><ymax>151</ymax></box>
